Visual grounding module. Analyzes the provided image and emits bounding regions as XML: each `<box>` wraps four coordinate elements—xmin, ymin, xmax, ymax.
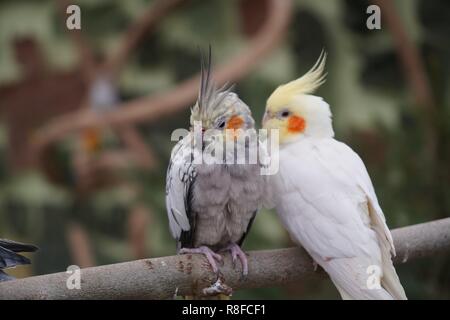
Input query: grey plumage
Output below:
<box><xmin>166</xmin><ymin>50</ymin><xmax>267</xmax><ymax>260</ymax></box>
<box><xmin>0</xmin><ymin>239</ymin><xmax>38</xmax><ymax>282</ymax></box>
<box><xmin>187</xmin><ymin>162</ymin><xmax>262</xmax><ymax>251</ymax></box>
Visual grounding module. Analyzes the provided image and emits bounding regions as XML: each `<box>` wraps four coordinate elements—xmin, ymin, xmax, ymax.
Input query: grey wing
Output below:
<box><xmin>0</xmin><ymin>246</ymin><xmax>31</xmax><ymax>269</ymax></box>
<box><xmin>0</xmin><ymin>239</ymin><xmax>38</xmax><ymax>253</ymax></box>
<box><xmin>165</xmin><ymin>137</ymin><xmax>197</xmax><ymax>250</ymax></box>
<box><xmin>0</xmin><ymin>239</ymin><xmax>38</xmax><ymax>270</ymax></box>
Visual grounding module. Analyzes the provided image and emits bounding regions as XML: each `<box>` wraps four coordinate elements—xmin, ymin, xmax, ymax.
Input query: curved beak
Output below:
<box><xmin>263</xmin><ymin>110</ymin><xmax>279</xmax><ymax>129</ymax></box>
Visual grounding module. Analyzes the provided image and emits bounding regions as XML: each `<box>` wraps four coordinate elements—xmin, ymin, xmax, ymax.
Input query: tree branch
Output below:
<box><xmin>31</xmin><ymin>0</ymin><xmax>293</xmax><ymax>149</ymax></box>
<box><xmin>105</xmin><ymin>0</ymin><xmax>187</xmax><ymax>78</ymax></box>
<box><xmin>372</xmin><ymin>0</ymin><xmax>437</xmax><ymax>157</ymax></box>
<box><xmin>56</xmin><ymin>0</ymin><xmax>97</xmax><ymax>84</ymax></box>
<box><xmin>372</xmin><ymin>0</ymin><xmax>435</xmax><ymax>111</ymax></box>
<box><xmin>66</xmin><ymin>222</ymin><xmax>96</xmax><ymax>268</ymax></box>
<box><xmin>0</xmin><ymin>218</ymin><xmax>449</xmax><ymax>299</ymax></box>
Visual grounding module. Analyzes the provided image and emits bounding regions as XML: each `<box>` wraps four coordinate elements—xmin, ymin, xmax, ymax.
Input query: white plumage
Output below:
<box><xmin>264</xmin><ymin>51</ymin><xmax>406</xmax><ymax>299</ymax></box>
<box><xmin>274</xmin><ymin>138</ymin><xmax>406</xmax><ymax>299</ymax></box>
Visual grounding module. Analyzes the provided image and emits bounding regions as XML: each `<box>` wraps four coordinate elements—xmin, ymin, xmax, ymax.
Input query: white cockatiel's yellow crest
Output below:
<box><xmin>267</xmin><ymin>50</ymin><xmax>327</xmax><ymax>110</ymax></box>
<box><xmin>263</xmin><ymin>51</ymin><xmax>334</xmax><ymax>144</ymax></box>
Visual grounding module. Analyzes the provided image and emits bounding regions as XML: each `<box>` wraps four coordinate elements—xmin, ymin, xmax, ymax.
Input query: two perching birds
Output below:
<box><xmin>166</xmin><ymin>50</ymin><xmax>407</xmax><ymax>299</ymax></box>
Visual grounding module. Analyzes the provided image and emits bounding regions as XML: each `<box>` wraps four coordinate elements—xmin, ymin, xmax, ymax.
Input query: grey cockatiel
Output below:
<box><xmin>165</xmin><ymin>50</ymin><xmax>267</xmax><ymax>275</ymax></box>
<box><xmin>0</xmin><ymin>239</ymin><xmax>38</xmax><ymax>281</ymax></box>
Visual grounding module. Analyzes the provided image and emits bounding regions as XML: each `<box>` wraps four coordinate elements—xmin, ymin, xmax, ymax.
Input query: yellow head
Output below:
<box><xmin>262</xmin><ymin>51</ymin><xmax>334</xmax><ymax>145</ymax></box>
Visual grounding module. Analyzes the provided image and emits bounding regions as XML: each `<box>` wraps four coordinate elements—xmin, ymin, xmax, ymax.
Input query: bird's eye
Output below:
<box><xmin>281</xmin><ymin>111</ymin><xmax>290</xmax><ymax>117</ymax></box>
<box><xmin>218</xmin><ymin>121</ymin><xmax>226</xmax><ymax>129</ymax></box>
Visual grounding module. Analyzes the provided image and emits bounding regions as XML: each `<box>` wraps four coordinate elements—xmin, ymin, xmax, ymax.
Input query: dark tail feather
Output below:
<box><xmin>0</xmin><ymin>239</ymin><xmax>38</xmax><ymax>269</ymax></box>
<box><xmin>0</xmin><ymin>246</ymin><xmax>32</xmax><ymax>268</ymax></box>
<box><xmin>0</xmin><ymin>270</ymin><xmax>15</xmax><ymax>282</ymax></box>
<box><xmin>0</xmin><ymin>239</ymin><xmax>38</xmax><ymax>253</ymax></box>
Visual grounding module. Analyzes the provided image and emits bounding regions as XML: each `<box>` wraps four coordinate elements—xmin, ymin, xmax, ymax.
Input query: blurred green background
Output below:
<box><xmin>0</xmin><ymin>0</ymin><xmax>449</xmax><ymax>299</ymax></box>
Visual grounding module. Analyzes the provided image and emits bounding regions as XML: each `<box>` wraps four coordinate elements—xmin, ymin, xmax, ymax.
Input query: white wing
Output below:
<box><xmin>275</xmin><ymin>138</ymin><xmax>406</xmax><ymax>299</ymax></box>
<box><xmin>165</xmin><ymin>134</ymin><xmax>196</xmax><ymax>242</ymax></box>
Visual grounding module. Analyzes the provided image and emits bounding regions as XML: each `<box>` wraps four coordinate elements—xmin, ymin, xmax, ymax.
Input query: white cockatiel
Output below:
<box><xmin>262</xmin><ymin>52</ymin><xmax>407</xmax><ymax>300</ymax></box>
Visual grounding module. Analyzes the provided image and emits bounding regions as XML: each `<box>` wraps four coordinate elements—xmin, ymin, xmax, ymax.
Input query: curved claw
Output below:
<box><xmin>221</xmin><ymin>243</ymin><xmax>248</xmax><ymax>276</ymax></box>
<box><xmin>180</xmin><ymin>246</ymin><xmax>223</xmax><ymax>273</ymax></box>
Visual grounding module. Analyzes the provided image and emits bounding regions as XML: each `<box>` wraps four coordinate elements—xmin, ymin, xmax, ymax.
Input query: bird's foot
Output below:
<box><xmin>221</xmin><ymin>243</ymin><xmax>248</xmax><ymax>276</ymax></box>
<box><xmin>179</xmin><ymin>246</ymin><xmax>223</xmax><ymax>274</ymax></box>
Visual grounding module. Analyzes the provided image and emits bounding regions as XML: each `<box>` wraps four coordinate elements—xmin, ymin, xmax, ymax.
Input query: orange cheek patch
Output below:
<box><xmin>287</xmin><ymin>115</ymin><xmax>306</xmax><ymax>133</ymax></box>
<box><xmin>227</xmin><ymin>116</ymin><xmax>244</xmax><ymax>130</ymax></box>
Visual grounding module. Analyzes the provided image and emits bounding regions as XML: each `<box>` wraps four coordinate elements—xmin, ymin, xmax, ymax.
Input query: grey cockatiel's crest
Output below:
<box><xmin>191</xmin><ymin>49</ymin><xmax>232</xmax><ymax>124</ymax></box>
<box><xmin>165</xmin><ymin>48</ymin><xmax>268</xmax><ymax>276</ymax></box>
<box><xmin>189</xmin><ymin>48</ymin><xmax>254</xmax><ymax>130</ymax></box>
